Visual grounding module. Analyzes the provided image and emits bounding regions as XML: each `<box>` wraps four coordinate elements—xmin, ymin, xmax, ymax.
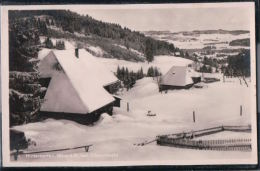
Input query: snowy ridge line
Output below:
<box><xmin>10</xmin><ymin>144</ymin><xmax>93</xmax><ymax>160</ymax></box>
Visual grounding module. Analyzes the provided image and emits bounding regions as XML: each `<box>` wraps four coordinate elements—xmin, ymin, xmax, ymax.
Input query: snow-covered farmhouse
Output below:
<box><xmin>38</xmin><ymin>49</ymin><xmax>121</xmax><ymax>124</ymax></box>
<box><xmin>159</xmin><ymin>65</ymin><xmax>201</xmax><ymax>91</ymax></box>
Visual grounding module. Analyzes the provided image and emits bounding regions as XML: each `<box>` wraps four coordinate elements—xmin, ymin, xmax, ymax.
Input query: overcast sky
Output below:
<box><xmin>70</xmin><ymin>4</ymin><xmax>252</xmax><ymax>32</ymax></box>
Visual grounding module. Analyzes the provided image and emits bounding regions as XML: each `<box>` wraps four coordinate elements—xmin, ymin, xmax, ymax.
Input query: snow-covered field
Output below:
<box><xmin>145</xmin><ymin>31</ymin><xmax>250</xmax><ymax>65</ymax></box>
<box><xmin>148</xmin><ymin>32</ymin><xmax>250</xmax><ymax>50</ymax></box>
<box><xmin>12</xmin><ymin>76</ymin><xmax>252</xmax><ymax>163</ymax></box>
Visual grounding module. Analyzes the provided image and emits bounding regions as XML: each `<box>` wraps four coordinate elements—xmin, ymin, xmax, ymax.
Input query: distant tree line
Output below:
<box><xmin>198</xmin><ymin>56</ymin><xmax>219</xmax><ymax>73</ymax></box>
<box><xmin>229</xmin><ymin>38</ymin><xmax>250</xmax><ymax>47</ymax></box>
<box><xmin>178</xmin><ymin>50</ymin><xmax>199</xmax><ymax>62</ymax></box>
<box><xmin>116</xmin><ymin>66</ymin><xmax>144</xmax><ymax>90</ymax></box>
<box><xmin>199</xmin><ymin>65</ymin><xmax>213</xmax><ymax>73</ymax></box>
<box><xmin>145</xmin><ymin>38</ymin><xmax>156</xmax><ymax>63</ymax></box>
<box><xmin>116</xmin><ymin>66</ymin><xmax>161</xmax><ymax>90</ymax></box>
<box><xmin>203</xmin><ymin>56</ymin><xmax>218</xmax><ymax>68</ymax></box>
<box><xmin>223</xmin><ymin>50</ymin><xmax>250</xmax><ymax>77</ymax></box>
<box><xmin>147</xmin><ymin>66</ymin><xmax>162</xmax><ymax>77</ymax></box>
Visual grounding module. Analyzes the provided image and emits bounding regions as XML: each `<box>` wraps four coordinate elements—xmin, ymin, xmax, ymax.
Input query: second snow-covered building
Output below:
<box><xmin>38</xmin><ymin>49</ymin><xmax>120</xmax><ymax>124</ymax></box>
<box><xmin>159</xmin><ymin>65</ymin><xmax>201</xmax><ymax>91</ymax></box>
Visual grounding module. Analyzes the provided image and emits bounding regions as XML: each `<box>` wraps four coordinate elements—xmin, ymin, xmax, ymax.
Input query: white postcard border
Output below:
<box><xmin>1</xmin><ymin>2</ymin><xmax>257</xmax><ymax>167</ymax></box>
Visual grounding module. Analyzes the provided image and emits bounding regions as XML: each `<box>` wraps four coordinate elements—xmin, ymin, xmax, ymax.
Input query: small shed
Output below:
<box><xmin>159</xmin><ymin>66</ymin><xmax>200</xmax><ymax>91</ymax></box>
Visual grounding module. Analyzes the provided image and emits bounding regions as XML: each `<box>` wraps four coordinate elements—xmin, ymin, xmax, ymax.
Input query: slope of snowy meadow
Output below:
<box><xmin>12</xmin><ymin>75</ymin><xmax>253</xmax><ymax>163</ymax></box>
<box><xmin>122</xmin><ymin>77</ymin><xmax>251</xmax><ymax>126</ymax></box>
<box><xmin>12</xmin><ymin>35</ymin><xmax>254</xmax><ymax>164</ymax></box>
<box><xmin>38</xmin><ymin>43</ymin><xmax>193</xmax><ymax>75</ymax></box>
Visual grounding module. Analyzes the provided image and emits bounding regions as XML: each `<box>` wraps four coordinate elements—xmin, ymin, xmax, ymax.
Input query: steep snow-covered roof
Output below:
<box><xmin>39</xmin><ymin>49</ymin><xmax>118</xmax><ymax>85</ymax></box>
<box><xmin>38</xmin><ymin>51</ymin><xmax>58</xmax><ymax>78</ymax></box>
<box><xmin>53</xmin><ymin>49</ymin><xmax>118</xmax><ymax>86</ymax></box>
<box><xmin>39</xmin><ymin>49</ymin><xmax>118</xmax><ymax>113</ymax></box>
<box><xmin>38</xmin><ymin>48</ymin><xmax>52</xmax><ymax>60</ymax></box>
<box><xmin>41</xmin><ymin>72</ymin><xmax>89</xmax><ymax>113</ymax></box>
<box><xmin>160</xmin><ymin>66</ymin><xmax>194</xmax><ymax>86</ymax></box>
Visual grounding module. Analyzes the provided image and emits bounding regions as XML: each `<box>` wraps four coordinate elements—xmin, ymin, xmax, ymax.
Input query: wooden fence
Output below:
<box><xmin>156</xmin><ymin>125</ymin><xmax>252</xmax><ymax>151</ymax></box>
<box><xmin>160</xmin><ymin>125</ymin><xmax>251</xmax><ymax>139</ymax></box>
<box><xmin>157</xmin><ymin>138</ymin><xmax>251</xmax><ymax>151</ymax></box>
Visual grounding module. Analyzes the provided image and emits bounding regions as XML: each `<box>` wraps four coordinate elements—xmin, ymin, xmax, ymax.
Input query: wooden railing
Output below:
<box><xmin>157</xmin><ymin>138</ymin><xmax>251</xmax><ymax>151</ymax></box>
<box><xmin>156</xmin><ymin>125</ymin><xmax>252</xmax><ymax>151</ymax></box>
<box><xmin>160</xmin><ymin>125</ymin><xmax>251</xmax><ymax>139</ymax></box>
<box><xmin>11</xmin><ymin>144</ymin><xmax>93</xmax><ymax>161</ymax></box>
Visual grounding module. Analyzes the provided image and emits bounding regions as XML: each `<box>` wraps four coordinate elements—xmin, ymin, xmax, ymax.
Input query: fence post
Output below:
<box><xmin>240</xmin><ymin>105</ymin><xmax>242</xmax><ymax>116</ymax></box>
<box><xmin>85</xmin><ymin>146</ymin><xmax>89</xmax><ymax>152</ymax></box>
<box><xmin>193</xmin><ymin>111</ymin><xmax>195</xmax><ymax>123</ymax></box>
<box><xmin>14</xmin><ymin>149</ymin><xmax>19</xmax><ymax>161</ymax></box>
<box><xmin>239</xmin><ymin>78</ymin><xmax>242</xmax><ymax>85</ymax></box>
<box><xmin>127</xmin><ymin>102</ymin><xmax>130</xmax><ymax>112</ymax></box>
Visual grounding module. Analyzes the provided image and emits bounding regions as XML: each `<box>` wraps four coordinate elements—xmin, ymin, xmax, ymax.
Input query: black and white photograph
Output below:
<box><xmin>1</xmin><ymin>2</ymin><xmax>257</xmax><ymax>167</ymax></box>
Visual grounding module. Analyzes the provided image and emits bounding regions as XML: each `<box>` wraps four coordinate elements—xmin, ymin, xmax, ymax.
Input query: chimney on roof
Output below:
<box><xmin>75</xmin><ymin>48</ymin><xmax>79</xmax><ymax>58</ymax></box>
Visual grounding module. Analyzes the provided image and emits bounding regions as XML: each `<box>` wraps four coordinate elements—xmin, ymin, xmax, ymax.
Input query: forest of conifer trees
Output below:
<box><xmin>9</xmin><ymin>16</ymin><xmax>43</xmax><ymax>126</ymax></box>
<box><xmin>9</xmin><ymin>10</ymin><xmax>181</xmax><ymax>62</ymax></box>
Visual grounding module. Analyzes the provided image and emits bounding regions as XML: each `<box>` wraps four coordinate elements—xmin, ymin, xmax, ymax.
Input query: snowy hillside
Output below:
<box><xmin>12</xmin><ymin>76</ymin><xmax>252</xmax><ymax>162</ymax></box>
<box><xmin>8</xmin><ymin>8</ymin><xmax>255</xmax><ymax>166</ymax></box>
<box><xmin>123</xmin><ymin>77</ymin><xmax>250</xmax><ymax>125</ymax></box>
<box><xmin>38</xmin><ymin>40</ymin><xmax>193</xmax><ymax>75</ymax></box>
